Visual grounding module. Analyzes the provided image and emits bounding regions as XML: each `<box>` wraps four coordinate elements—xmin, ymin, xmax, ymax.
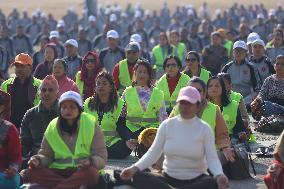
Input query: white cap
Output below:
<box><xmin>107</xmin><ymin>30</ymin><xmax>119</xmax><ymax>39</ymax></box>
<box><xmin>247</xmin><ymin>32</ymin><xmax>260</xmax><ymax>45</ymax></box>
<box><xmin>88</xmin><ymin>15</ymin><xmax>96</xmax><ymax>22</ymax></box>
<box><xmin>59</xmin><ymin>91</ymin><xmax>83</xmax><ymax>108</ymax></box>
<box><xmin>134</xmin><ymin>11</ymin><xmax>142</xmax><ymax>18</ymax></box>
<box><xmin>252</xmin><ymin>38</ymin><xmax>265</xmax><ymax>47</ymax></box>
<box><xmin>233</xmin><ymin>40</ymin><xmax>247</xmax><ymax>50</ymax></box>
<box><xmin>257</xmin><ymin>14</ymin><xmax>265</xmax><ymax>19</ymax></box>
<box><xmin>57</xmin><ymin>20</ymin><xmax>65</xmax><ymax>28</ymax></box>
<box><xmin>187</xmin><ymin>9</ymin><xmax>194</xmax><ymax>16</ymax></box>
<box><xmin>215</xmin><ymin>9</ymin><xmax>222</xmax><ymax>15</ymax></box>
<box><xmin>65</xmin><ymin>39</ymin><xmax>78</xmax><ymax>48</ymax></box>
<box><xmin>130</xmin><ymin>34</ymin><xmax>142</xmax><ymax>43</ymax></box>
<box><xmin>109</xmin><ymin>13</ymin><xmax>117</xmax><ymax>22</ymax></box>
<box><xmin>269</xmin><ymin>9</ymin><xmax>276</xmax><ymax>16</ymax></box>
<box><xmin>49</xmin><ymin>30</ymin><xmax>59</xmax><ymax>39</ymax></box>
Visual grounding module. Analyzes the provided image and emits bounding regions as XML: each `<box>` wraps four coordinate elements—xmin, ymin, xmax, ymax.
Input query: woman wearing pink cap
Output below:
<box><xmin>120</xmin><ymin>86</ymin><xmax>229</xmax><ymax>189</ymax></box>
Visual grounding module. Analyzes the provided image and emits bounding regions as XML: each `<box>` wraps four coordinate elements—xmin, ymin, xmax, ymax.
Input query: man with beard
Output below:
<box><xmin>1</xmin><ymin>53</ymin><xmax>41</xmax><ymax>129</ymax></box>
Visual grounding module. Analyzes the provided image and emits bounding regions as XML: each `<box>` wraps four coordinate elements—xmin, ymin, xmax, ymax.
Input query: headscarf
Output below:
<box><xmin>80</xmin><ymin>51</ymin><xmax>102</xmax><ymax>81</ymax></box>
<box><xmin>40</xmin><ymin>75</ymin><xmax>59</xmax><ymax>92</ymax></box>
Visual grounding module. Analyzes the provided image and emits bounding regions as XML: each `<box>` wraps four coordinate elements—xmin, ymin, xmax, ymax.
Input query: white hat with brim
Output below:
<box><xmin>107</xmin><ymin>30</ymin><xmax>119</xmax><ymax>39</ymax></box>
<box><xmin>233</xmin><ymin>40</ymin><xmax>247</xmax><ymax>50</ymax></box>
<box><xmin>252</xmin><ymin>39</ymin><xmax>265</xmax><ymax>47</ymax></box>
<box><xmin>65</xmin><ymin>39</ymin><xmax>78</xmax><ymax>48</ymax></box>
<box><xmin>49</xmin><ymin>31</ymin><xmax>59</xmax><ymax>40</ymax></box>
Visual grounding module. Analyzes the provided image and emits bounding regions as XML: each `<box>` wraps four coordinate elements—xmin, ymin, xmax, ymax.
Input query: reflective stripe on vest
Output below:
<box><xmin>45</xmin><ymin>112</ymin><xmax>96</xmax><ymax>169</ymax></box>
<box><xmin>201</xmin><ymin>102</ymin><xmax>217</xmax><ymax>135</ymax></box>
<box><xmin>156</xmin><ymin>73</ymin><xmax>190</xmax><ymax>109</ymax></box>
<box><xmin>83</xmin><ymin>97</ymin><xmax>124</xmax><ymax>147</ymax></box>
<box><xmin>125</xmin><ymin>86</ymin><xmax>164</xmax><ymax>132</ymax></box>
<box><xmin>152</xmin><ymin>45</ymin><xmax>167</xmax><ymax>69</ymax></box>
<box><xmin>75</xmin><ymin>71</ymin><xmax>84</xmax><ymax>96</ymax></box>
<box><xmin>199</xmin><ymin>68</ymin><xmax>211</xmax><ymax>84</ymax></box>
<box><xmin>222</xmin><ymin>100</ymin><xmax>238</xmax><ymax>135</ymax></box>
<box><xmin>118</xmin><ymin>59</ymin><xmax>132</xmax><ymax>94</ymax></box>
<box><xmin>229</xmin><ymin>91</ymin><xmax>242</xmax><ymax>104</ymax></box>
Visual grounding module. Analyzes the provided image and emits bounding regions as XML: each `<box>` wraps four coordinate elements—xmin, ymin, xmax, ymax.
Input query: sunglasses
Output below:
<box><xmin>84</xmin><ymin>59</ymin><xmax>97</xmax><ymax>64</ymax></box>
<box><xmin>41</xmin><ymin>88</ymin><xmax>54</xmax><ymax>93</ymax></box>
<box><xmin>166</xmin><ymin>64</ymin><xmax>178</xmax><ymax>68</ymax></box>
<box><xmin>186</xmin><ymin>58</ymin><xmax>197</xmax><ymax>63</ymax></box>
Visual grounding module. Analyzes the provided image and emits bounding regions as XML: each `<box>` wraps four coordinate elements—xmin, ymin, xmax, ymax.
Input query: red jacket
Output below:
<box><xmin>0</xmin><ymin>120</ymin><xmax>22</xmax><ymax>171</ymax></box>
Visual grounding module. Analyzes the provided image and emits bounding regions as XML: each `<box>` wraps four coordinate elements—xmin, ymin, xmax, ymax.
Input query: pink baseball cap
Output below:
<box><xmin>176</xmin><ymin>86</ymin><xmax>201</xmax><ymax>104</ymax></box>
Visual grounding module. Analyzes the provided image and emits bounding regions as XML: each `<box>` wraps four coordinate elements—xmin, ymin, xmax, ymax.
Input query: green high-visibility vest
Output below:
<box><xmin>118</xmin><ymin>59</ymin><xmax>132</xmax><ymax>95</ymax></box>
<box><xmin>229</xmin><ymin>91</ymin><xmax>243</xmax><ymax>104</ymax></box>
<box><xmin>199</xmin><ymin>68</ymin><xmax>211</xmax><ymax>84</ymax></box>
<box><xmin>172</xmin><ymin>42</ymin><xmax>186</xmax><ymax>62</ymax></box>
<box><xmin>1</xmin><ymin>77</ymin><xmax>42</xmax><ymax>106</ymax></box>
<box><xmin>155</xmin><ymin>73</ymin><xmax>190</xmax><ymax>109</ymax></box>
<box><xmin>84</xmin><ymin>97</ymin><xmax>124</xmax><ymax>147</ymax></box>
<box><xmin>222</xmin><ymin>100</ymin><xmax>238</xmax><ymax>135</ymax></box>
<box><xmin>125</xmin><ymin>86</ymin><xmax>164</xmax><ymax>132</ymax></box>
<box><xmin>75</xmin><ymin>71</ymin><xmax>84</xmax><ymax>96</ymax></box>
<box><xmin>201</xmin><ymin>102</ymin><xmax>217</xmax><ymax>135</ymax></box>
<box><xmin>224</xmin><ymin>40</ymin><xmax>233</xmax><ymax>57</ymax></box>
<box><xmin>152</xmin><ymin>45</ymin><xmax>167</xmax><ymax>70</ymax></box>
<box><xmin>45</xmin><ymin>112</ymin><xmax>96</xmax><ymax>169</ymax></box>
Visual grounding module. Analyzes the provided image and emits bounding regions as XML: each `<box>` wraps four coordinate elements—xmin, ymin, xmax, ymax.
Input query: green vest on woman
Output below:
<box><xmin>84</xmin><ymin>97</ymin><xmax>124</xmax><ymax>147</ymax></box>
<box><xmin>45</xmin><ymin>112</ymin><xmax>96</xmax><ymax>169</ymax></box>
<box><xmin>124</xmin><ymin>86</ymin><xmax>164</xmax><ymax>132</ymax></box>
<box><xmin>156</xmin><ymin>73</ymin><xmax>190</xmax><ymax>109</ymax></box>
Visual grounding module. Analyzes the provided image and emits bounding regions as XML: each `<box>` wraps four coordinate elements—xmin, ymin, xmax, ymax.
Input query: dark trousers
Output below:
<box><xmin>28</xmin><ymin>167</ymin><xmax>99</xmax><ymax>189</ymax></box>
<box><xmin>132</xmin><ymin>171</ymin><xmax>218</xmax><ymax>189</ymax></box>
<box><xmin>107</xmin><ymin>140</ymin><xmax>132</xmax><ymax>159</ymax></box>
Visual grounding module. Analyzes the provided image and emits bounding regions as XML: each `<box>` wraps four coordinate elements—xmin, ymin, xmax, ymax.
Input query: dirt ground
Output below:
<box><xmin>0</xmin><ymin>0</ymin><xmax>282</xmax><ymax>19</ymax></box>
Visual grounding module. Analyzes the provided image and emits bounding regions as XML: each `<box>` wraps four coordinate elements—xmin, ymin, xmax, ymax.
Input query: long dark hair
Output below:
<box><xmin>207</xmin><ymin>76</ymin><xmax>230</xmax><ymax>107</ymax></box>
<box><xmin>132</xmin><ymin>60</ymin><xmax>153</xmax><ymax>88</ymax></box>
<box><xmin>88</xmin><ymin>71</ymin><xmax>118</xmax><ymax>113</ymax></box>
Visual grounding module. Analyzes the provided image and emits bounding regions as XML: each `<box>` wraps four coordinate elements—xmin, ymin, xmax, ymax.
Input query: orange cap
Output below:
<box><xmin>217</xmin><ymin>28</ymin><xmax>226</xmax><ymax>38</ymax></box>
<box><xmin>13</xmin><ymin>53</ymin><xmax>32</xmax><ymax>65</ymax></box>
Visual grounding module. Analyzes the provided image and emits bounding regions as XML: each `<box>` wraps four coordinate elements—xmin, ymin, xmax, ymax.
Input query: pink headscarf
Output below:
<box><xmin>41</xmin><ymin>75</ymin><xmax>59</xmax><ymax>92</ymax></box>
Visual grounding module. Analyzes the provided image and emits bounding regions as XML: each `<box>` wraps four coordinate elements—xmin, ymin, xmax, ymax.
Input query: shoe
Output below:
<box><xmin>255</xmin><ymin>146</ymin><xmax>274</xmax><ymax>158</ymax></box>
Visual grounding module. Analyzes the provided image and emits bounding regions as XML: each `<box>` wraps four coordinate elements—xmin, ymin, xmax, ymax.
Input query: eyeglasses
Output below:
<box><xmin>41</xmin><ymin>88</ymin><xmax>54</xmax><ymax>93</ymax></box>
<box><xmin>84</xmin><ymin>59</ymin><xmax>96</xmax><ymax>64</ymax></box>
<box><xmin>166</xmin><ymin>64</ymin><xmax>178</xmax><ymax>68</ymax></box>
<box><xmin>186</xmin><ymin>58</ymin><xmax>197</xmax><ymax>63</ymax></box>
